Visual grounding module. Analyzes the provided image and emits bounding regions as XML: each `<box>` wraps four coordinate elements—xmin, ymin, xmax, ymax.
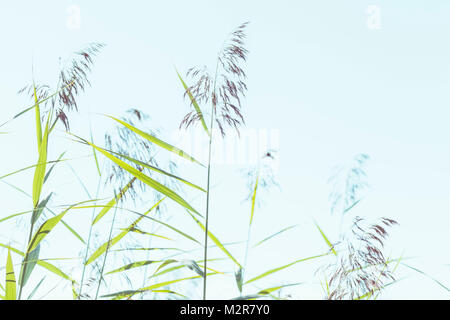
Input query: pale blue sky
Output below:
<box><xmin>0</xmin><ymin>1</ymin><xmax>449</xmax><ymax>299</ymax></box>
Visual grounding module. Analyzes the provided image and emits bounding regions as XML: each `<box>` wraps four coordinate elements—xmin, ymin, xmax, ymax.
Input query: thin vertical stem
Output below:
<box><xmin>95</xmin><ymin>198</ymin><xmax>118</xmax><ymax>300</ymax></box>
<box><xmin>78</xmin><ymin>162</ymin><xmax>104</xmax><ymax>299</ymax></box>
<box><xmin>202</xmin><ymin>58</ymin><xmax>220</xmax><ymax>300</ymax></box>
<box><xmin>242</xmin><ymin>169</ymin><xmax>259</xmax><ymax>294</ymax></box>
<box><xmin>202</xmin><ymin>106</ymin><xmax>215</xmax><ymax>300</ymax></box>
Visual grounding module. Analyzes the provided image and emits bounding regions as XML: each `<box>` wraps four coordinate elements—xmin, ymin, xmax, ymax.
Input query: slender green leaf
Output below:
<box><xmin>92</xmin><ymin>177</ymin><xmax>137</xmax><ymax>225</ymax></box>
<box><xmin>90</xmin><ymin>126</ymin><xmax>101</xmax><ymax>177</ymax></box>
<box><xmin>402</xmin><ymin>263</ymin><xmax>450</xmax><ymax>292</ymax></box>
<box><xmin>257</xmin><ymin>283</ymin><xmax>301</xmax><ymax>295</ymax></box>
<box><xmin>176</xmin><ymin>70</ymin><xmax>210</xmax><ymax>137</ymax></box>
<box><xmin>19</xmin><ymin>244</ymin><xmax>40</xmax><ymax>288</ymax></box>
<box><xmin>103</xmin><ymin>273</ymin><xmax>216</xmax><ymax>300</ymax></box>
<box><xmin>249</xmin><ymin>174</ymin><xmax>259</xmax><ymax>226</ymax></box>
<box><xmin>43</xmin><ymin>152</ymin><xmax>66</xmax><ymax>184</ymax></box>
<box><xmin>0</xmin><ymin>244</ymin><xmax>73</xmax><ymax>282</ymax></box>
<box><xmin>27</xmin><ymin>199</ymin><xmax>97</xmax><ymax>253</ymax></box>
<box><xmin>0</xmin><ymin>81</ymin><xmax>74</xmax><ymax>129</ymax></box>
<box><xmin>106</xmin><ymin>260</ymin><xmax>162</xmax><ymax>275</ymax></box>
<box><xmin>0</xmin><ymin>210</ymin><xmax>33</xmax><ymax>223</ymax></box>
<box><xmin>73</xmin><ymin>135</ymin><xmax>202</xmax><ymax>217</ymax></box>
<box><xmin>31</xmin><ymin>193</ymin><xmax>53</xmax><ymax>226</ymax></box>
<box><xmin>32</xmin><ymin>115</ymin><xmax>50</xmax><ymax>207</ymax></box>
<box><xmin>109</xmin><ymin>149</ymin><xmax>205</xmax><ymax>192</ymax></box>
<box><xmin>245</xmin><ymin>252</ymin><xmax>331</xmax><ymax>285</ymax></box>
<box><xmin>139</xmin><ymin>215</ymin><xmax>201</xmax><ymax>245</ymax></box>
<box><xmin>33</xmin><ymin>85</ymin><xmax>42</xmax><ymax>151</ymax></box>
<box><xmin>315</xmin><ymin>222</ymin><xmax>337</xmax><ymax>256</ymax></box>
<box><xmin>235</xmin><ymin>267</ymin><xmax>243</xmax><ymax>293</ymax></box>
<box><xmin>0</xmin><ymin>157</ymin><xmax>70</xmax><ymax>181</ymax></box>
<box><xmin>253</xmin><ymin>225</ymin><xmax>298</xmax><ymax>248</ymax></box>
<box><xmin>5</xmin><ymin>250</ymin><xmax>16</xmax><ymax>300</ymax></box>
<box><xmin>85</xmin><ymin>199</ymin><xmax>164</xmax><ymax>265</ymax></box>
<box><xmin>124</xmin><ymin>227</ymin><xmax>172</xmax><ymax>241</ymax></box>
<box><xmin>343</xmin><ymin>199</ymin><xmax>362</xmax><ymax>214</ymax></box>
<box><xmin>27</xmin><ymin>276</ymin><xmax>45</xmax><ymax>300</ymax></box>
<box><xmin>189</xmin><ymin>211</ymin><xmax>242</xmax><ymax>268</ymax></box>
<box><xmin>106</xmin><ymin>115</ymin><xmax>204</xmax><ymax>166</ymax></box>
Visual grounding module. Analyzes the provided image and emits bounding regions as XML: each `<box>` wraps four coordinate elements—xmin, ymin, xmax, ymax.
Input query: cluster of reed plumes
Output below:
<box><xmin>320</xmin><ymin>217</ymin><xmax>398</xmax><ymax>300</ymax></box>
<box><xmin>0</xmin><ymin>22</ymin><xmax>414</xmax><ymax>301</ymax></box>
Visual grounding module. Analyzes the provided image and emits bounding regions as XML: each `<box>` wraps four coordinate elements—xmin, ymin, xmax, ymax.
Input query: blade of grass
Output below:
<box><xmin>32</xmin><ymin>114</ymin><xmax>50</xmax><ymax>207</ymax></box>
<box><xmin>103</xmin><ymin>273</ymin><xmax>217</xmax><ymax>300</ymax></box>
<box><xmin>27</xmin><ymin>198</ymin><xmax>98</xmax><ymax>253</ymax></box>
<box><xmin>134</xmin><ymin>214</ymin><xmax>201</xmax><ymax>245</ymax></box>
<box><xmin>253</xmin><ymin>225</ymin><xmax>298</xmax><ymax>248</ymax></box>
<box><xmin>33</xmin><ymin>84</ymin><xmax>42</xmax><ymax>152</ymax></box>
<box><xmin>0</xmin><ymin>80</ymin><xmax>74</xmax><ymax>129</ymax></box>
<box><xmin>85</xmin><ymin>199</ymin><xmax>164</xmax><ymax>266</ymax></box>
<box><xmin>5</xmin><ymin>250</ymin><xmax>16</xmax><ymax>300</ymax></box>
<box><xmin>245</xmin><ymin>252</ymin><xmax>331</xmax><ymax>285</ymax></box>
<box><xmin>124</xmin><ymin>228</ymin><xmax>172</xmax><ymax>241</ymax></box>
<box><xmin>106</xmin><ymin>115</ymin><xmax>205</xmax><ymax>166</ymax></box>
<box><xmin>176</xmin><ymin>69</ymin><xmax>210</xmax><ymax>137</ymax></box>
<box><xmin>108</xmin><ymin>149</ymin><xmax>206</xmax><ymax>192</ymax></box>
<box><xmin>90</xmin><ymin>124</ymin><xmax>101</xmax><ymax>177</ymax></box>
<box><xmin>18</xmin><ymin>244</ymin><xmax>40</xmax><ymax>288</ymax></box>
<box><xmin>188</xmin><ymin>211</ymin><xmax>242</xmax><ymax>268</ymax></box>
<box><xmin>0</xmin><ymin>183</ymin><xmax>85</xmax><ymax>244</ymax></box>
<box><xmin>106</xmin><ymin>260</ymin><xmax>162</xmax><ymax>275</ymax></box>
<box><xmin>249</xmin><ymin>173</ymin><xmax>259</xmax><ymax>226</ymax></box>
<box><xmin>95</xmin><ymin>196</ymin><xmax>119</xmax><ymax>300</ymax></box>
<box><xmin>26</xmin><ymin>276</ymin><xmax>45</xmax><ymax>300</ymax></box>
<box><xmin>402</xmin><ymin>263</ymin><xmax>450</xmax><ymax>292</ymax></box>
<box><xmin>314</xmin><ymin>221</ymin><xmax>337</xmax><ymax>256</ymax></box>
<box><xmin>0</xmin><ymin>244</ymin><xmax>73</xmax><ymax>282</ymax></box>
<box><xmin>72</xmin><ymin>134</ymin><xmax>202</xmax><ymax>217</ymax></box>
<box><xmin>233</xmin><ymin>283</ymin><xmax>301</xmax><ymax>300</ymax></box>
<box><xmin>0</xmin><ymin>157</ymin><xmax>71</xmax><ymax>181</ymax></box>
<box><xmin>92</xmin><ymin>176</ymin><xmax>137</xmax><ymax>225</ymax></box>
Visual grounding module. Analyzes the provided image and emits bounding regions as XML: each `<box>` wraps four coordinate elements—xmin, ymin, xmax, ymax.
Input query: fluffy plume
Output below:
<box><xmin>180</xmin><ymin>22</ymin><xmax>250</xmax><ymax>136</ymax></box>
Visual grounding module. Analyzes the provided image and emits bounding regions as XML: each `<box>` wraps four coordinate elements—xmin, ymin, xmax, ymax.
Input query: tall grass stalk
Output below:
<box><xmin>202</xmin><ymin>58</ymin><xmax>220</xmax><ymax>300</ymax></box>
<box><xmin>241</xmin><ymin>170</ymin><xmax>259</xmax><ymax>294</ymax></box>
<box><xmin>95</xmin><ymin>196</ymin><xmax>119</xmax><ymax>299</ymax></box>
<box><xmin>180</xmin><ymin>23</ymin><xmax>249</xmax><ymax>299</ymax></box>
<box><xmin>78</xmin><ymin>162</ymin><xmax>105</xmax><ymax>299</ymax></box>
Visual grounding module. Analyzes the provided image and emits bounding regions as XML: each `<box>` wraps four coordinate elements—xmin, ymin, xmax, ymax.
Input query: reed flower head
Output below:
<box><xmin>318</xmin><ymin>216</ymin><xmax>398</xmax><ymax>300</ymax></box>
<box><xmin>181</xmin><ymin>22</ymin><xmax>250</xmax><ymax>136</ymax></box>
<box><xmin>18</xmin><ymin>42</ymin><xmax>104</xmax><ymax>131</ymax></box>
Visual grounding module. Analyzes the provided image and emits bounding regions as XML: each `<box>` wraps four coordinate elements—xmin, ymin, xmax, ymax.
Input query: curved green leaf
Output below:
<box><xmin>5</xmin><ymin>250</ymin><xmax>16</xmax><ymax>300</ymax></box>
<box><xmin>85</xmin><ymin>199</ymin><xmax>164</xmax><ymax>265</ymax></box>
<box><xmin>27</xmin><ymin>199</ymin><xmax>97</xmax><ymax>253</ymax></box>
<box><xmin>245</xmin><ymin>252</ymin><xmax>331</xmax><ymax>285</ymax></box>
<box><xmin>109</xmin><ymin>149</ymin><xmax>205</xmax><ymax>192</ymax></box>
<box><xmin>0</xmin><ymin>244</ymin><xmax>73</xmax><ymax>282</ymax></box>
<box><xmin>315</xmin><ymin>222</ymin><xmax>337</xmax><ymax>256</ymax></box>
<box><xmin>72</xmin><ymin>134</ymin><xmax>202</xmax><ymax>217</ymax></box>
<box><xmin>106</xmin><ymin>115</ymin><xmax>204</xmax><ymax>166</ymax></box>
<box><xmin>188</xmin><ymin>211</ymin><xmax>242</xmax><ymax>268</ymax></box>
<box><xmin>176</xmin><ymin>70</ymin><xmax>210</xmax><ymax>137</ymax></box>
<box><xmin>92</xmin><ymin>177</ymin><xmax>137</xmax><ymax>225</ymax></box>
<box><xmin>253</xmin><ymin>225</ymin><xmax>298</xmax><ymax>248</ymax></box>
